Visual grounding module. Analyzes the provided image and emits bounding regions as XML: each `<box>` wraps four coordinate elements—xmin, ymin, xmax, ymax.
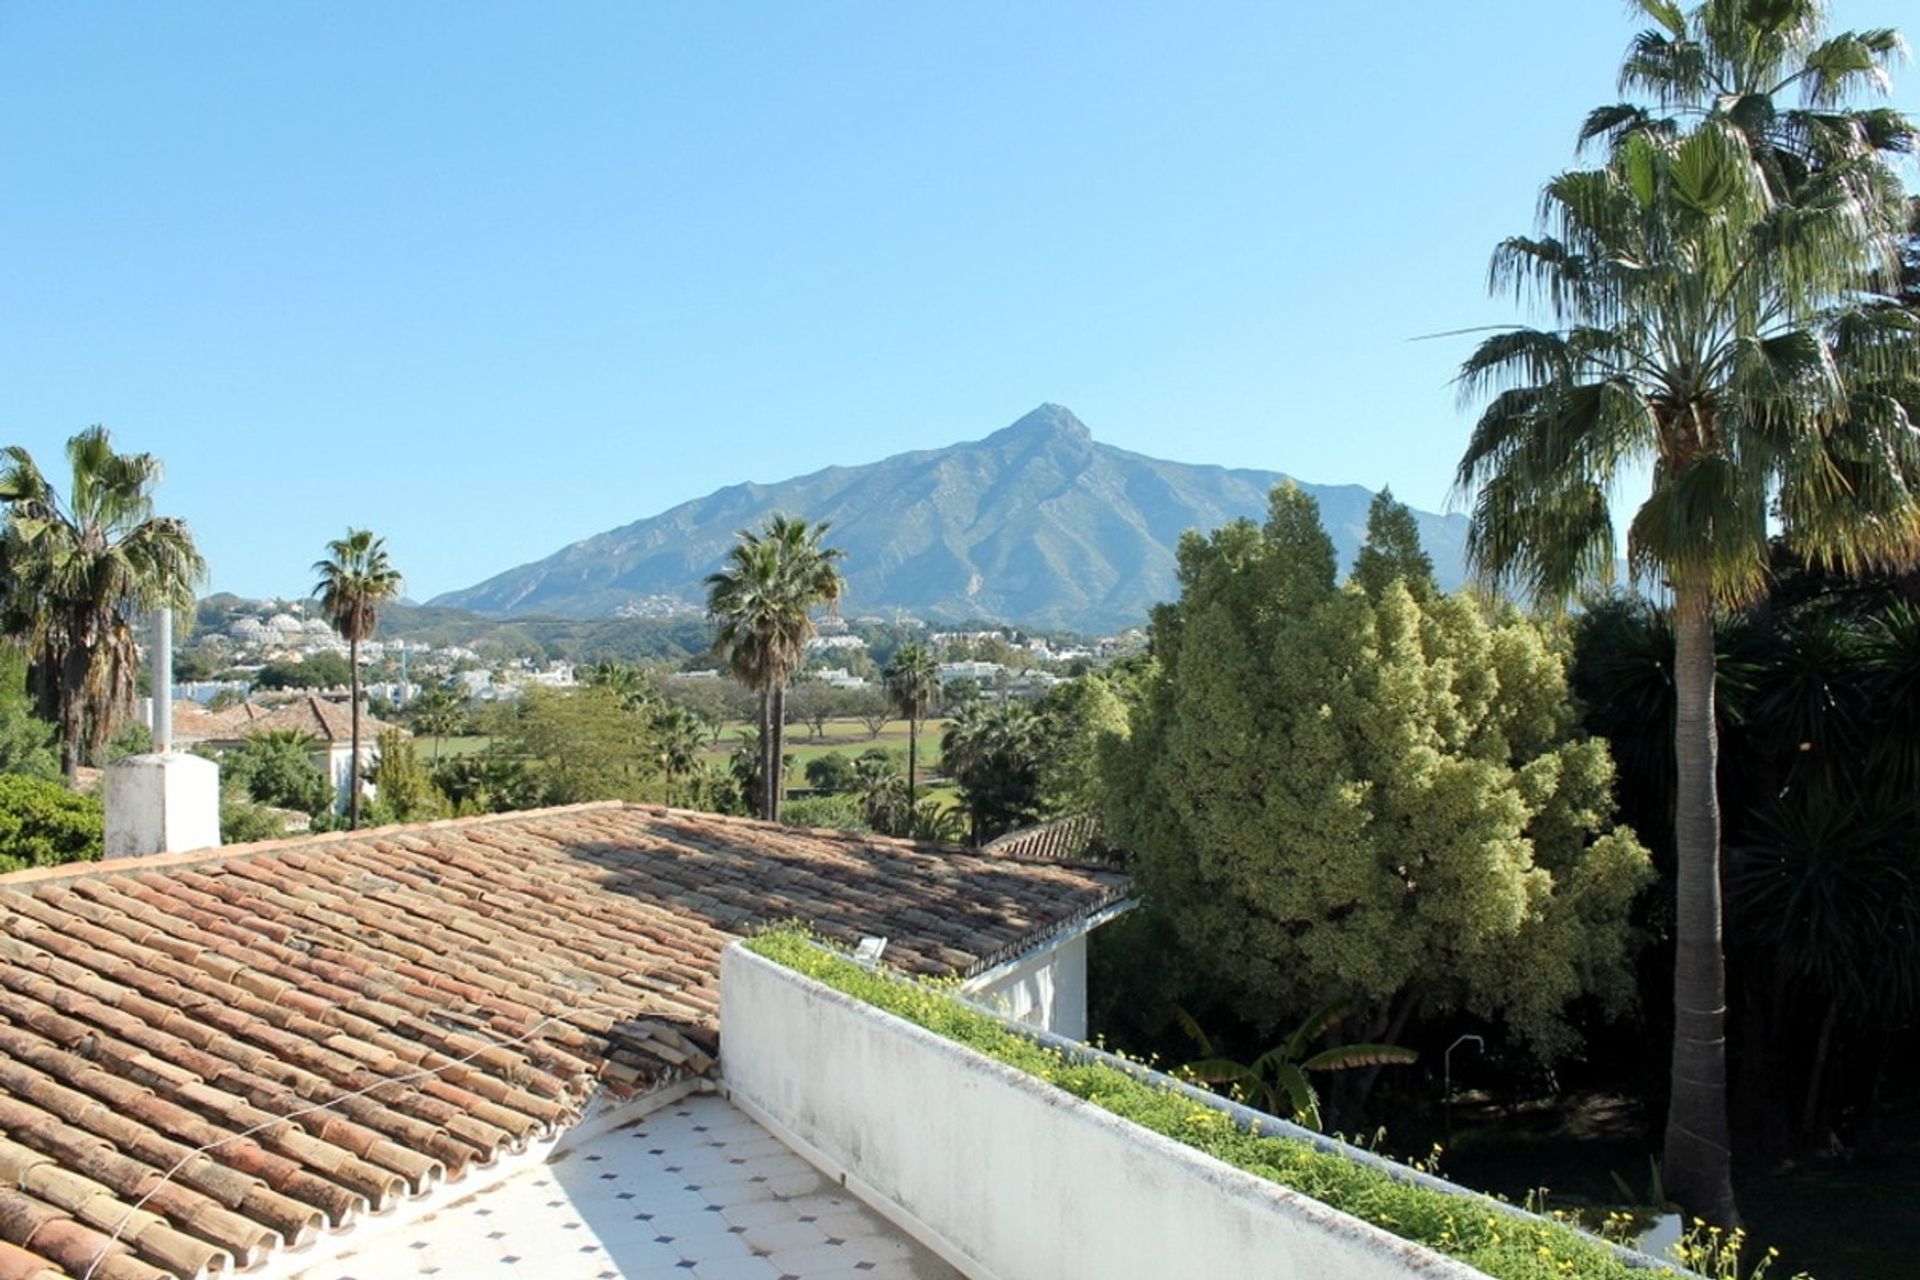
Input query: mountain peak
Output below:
<box><xmin>984</xmin><ymin>403</ymin><xmax>1092</xmax><ymax>447</ymax></box>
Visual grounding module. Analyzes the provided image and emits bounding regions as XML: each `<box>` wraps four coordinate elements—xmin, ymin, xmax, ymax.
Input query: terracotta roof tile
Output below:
<box><xmin>0</xmin><ymin>802</ymin><xmax>1126</xmax><ymax>1278</ymax></box>
<box><xmin>236</xmin><ymin>696</ymin><xmax>393</xmax><ymax>745</ymax></box>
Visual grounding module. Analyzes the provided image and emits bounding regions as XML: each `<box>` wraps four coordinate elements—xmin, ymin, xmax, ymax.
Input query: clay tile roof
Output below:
<box><xmin>244</xmin><ymin>696</ymin><xmax>395</xmax><ymax>744</ymax></box>
<box><xmin>0</xmin><ymin>803</ymin><xmax>1126</xmax><ymax>1278</ymax></box>
<box><xmin>167</xmin><ymin>701</ymin><xmax>271</xmax><ymax>744</ymax></box>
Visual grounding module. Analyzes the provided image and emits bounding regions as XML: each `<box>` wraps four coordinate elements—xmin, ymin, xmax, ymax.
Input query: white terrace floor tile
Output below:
<box><xmin>300</xmin><ymin>1092</ymin><xmax>961</xmax><ymax>1280</ymax></box>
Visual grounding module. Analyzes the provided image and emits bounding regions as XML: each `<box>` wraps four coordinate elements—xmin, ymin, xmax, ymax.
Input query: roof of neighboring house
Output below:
<box><xmin>0</xmin><ymin>803</ymin><xmax>1127</xmax><ymax>1280</ymax></box>
<box><xmin>241</xmin><ymin>695</ymin><xmax>396</xmax><ymax>745</ymax></box>
<box><xmin>168</xmin><ymin>700</ymin><xmax>271</xmax><ymax>743</ymax></box>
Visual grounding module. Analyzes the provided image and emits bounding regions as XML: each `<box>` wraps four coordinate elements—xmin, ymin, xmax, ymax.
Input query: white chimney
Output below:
<box><xmin>103</xmin><ymin>607</ymin><xmax>220</xmax><ymax>858</ymax></box>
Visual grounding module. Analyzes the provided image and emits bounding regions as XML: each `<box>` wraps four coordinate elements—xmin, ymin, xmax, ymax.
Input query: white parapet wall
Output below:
<box><xmin>720</xmin><ymin>944</ymin><xmax>1499</xmax><ymax>1280</ymax></box>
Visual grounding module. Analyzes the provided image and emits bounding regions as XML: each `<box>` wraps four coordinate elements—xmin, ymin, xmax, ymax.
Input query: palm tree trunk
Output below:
<box><xmin>58</xmin><ymin>647</ymin><xmax>86</xmax><ymax>782</ymax></box>
<box><xmin>348</xmin><ymin>637</ymin><xmax>362</xmax><ymax>830</ymax></box>
<box><xmin>1662</xmin><ymin>582</ymin><xmax>1739</xmax><ymax>1226</ymax></box>
<box><xmin>769</xmin><ymin>682</ymin><xmax>786</xmax><ymax>822</ymax></box>
<box><xmin>907</xmin><ymin>714</ymin><xmax>919</xmax><ymax>809</ymax></box>
<box><xmin>757</xmin><ymin>688</ymin><xmax>773</xmax><ymax>820</ymax></box>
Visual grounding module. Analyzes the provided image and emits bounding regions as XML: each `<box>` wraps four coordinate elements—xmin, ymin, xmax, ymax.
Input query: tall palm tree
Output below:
<box><xmin>1581</xmin><ymin>0</ymin><xmax>1913</xmax><ymax>218</ymax></box>
<box><xmin>882</xmin><ymin>642</ymin><xmax>940</xmax><ymax>808</ymax></box>
<box><xmin>0</xmin><ymin>428</ymin><xmax>204</xmax><ymax>779</ymax></box>
<box><xmin>1456</xmin><ymin>70</ymin><xmax>1918</xmax><ymax>1222</ymax></box>
<box><xmin>312</xmin><ymin>529</ymin><xmax>402</xmax><ymax>829</ymax></box>
<box><xmin>705</xmin><ymin>515</ymin><xmax>844</xmax><ymax>821</ymax></box>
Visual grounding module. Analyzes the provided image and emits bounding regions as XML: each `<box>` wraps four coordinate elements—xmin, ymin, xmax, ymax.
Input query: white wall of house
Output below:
<box><xmin>962</xmin><ymin>931</ymin><xmax>1088</xmax><ymax>1042</ymax></box>
<box><xmin>321</xmin><ymin>742</ymin><xmax>376</xmax><ymax>814</ymax></box>
<box><xmin>721</xmin><ymin>945</ymin><xmax>1496</xmax><ymax>1280</ymax></box>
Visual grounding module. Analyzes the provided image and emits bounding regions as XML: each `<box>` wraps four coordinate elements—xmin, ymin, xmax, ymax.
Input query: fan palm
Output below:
<box><xmin>1581</xmin><ymin>0</ymin><xmax>1913</xmax><ymax>220</ymax></box>
<box><xmin>312</xmin><ymin>529</ymin><xmax>403</xmax><ymax>829</ymax></box>
<box><xmin>0</xmin><ymin>428</ymin><xmax>205</xmax><ymax>779</ymax></box>
<box><xmin>1457</xmin><ymin>101</ymin><xmax>1919</xmax><ymax>1221</ymax></box>
<box><xmin>882</xmin><ymin>643</ymin><xmax>940</xmax><ymax>808</ymax></box>
<box><xmin>705</xmin><ymin>515</ymin><xmax>845</xmax><ymax>821</ymax></box>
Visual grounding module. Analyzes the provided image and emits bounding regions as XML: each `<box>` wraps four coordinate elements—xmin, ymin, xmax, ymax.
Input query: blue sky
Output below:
<box><xmin>2</xmin><ymin>3</ymin><xmax>1914</xmax><ymax>602</ymax></box>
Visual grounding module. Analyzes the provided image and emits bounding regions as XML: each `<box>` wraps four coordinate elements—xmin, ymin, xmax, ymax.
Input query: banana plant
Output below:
<box><xmin>1175</xmin><ymin>1004</ymin><xmax>1417</xmax><ymax>1132</ymax></box>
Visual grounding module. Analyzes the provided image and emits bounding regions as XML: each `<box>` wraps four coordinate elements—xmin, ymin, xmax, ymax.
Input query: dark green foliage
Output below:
<box><xmin>430</xmin><ymin>753</ymin><xmax>540</xmax><ymax>815</ymax></box>
<box><xmin>780</xmin><ymin>794</ymin><xmax>869</xmax><ymax>832</ymax></box>
<box><xmin>803</xmin><ymin>752</ymin><xmax>857</xmax><ymax>793</ymax></box>
<box><xmin>0</xmin><ymin>774</ymin><xmax>103</xmax><ymax>870</ymax></box>
<box><xmin>0</xmin><ymin>649</ymin><xmax>59</xmax><ymax>779</ymax></box>
<box><xmin>253</xmin><ymin>652</ymin><xmax>353</xmax><ymax>690</ymax></box>
<box><xmin>487</xmin><ymin>685</ymin><xmax>665</xmax><ymax>806</ymax></box>
<box><xmin>1033</xmin><ymin>675</ymin><xmax>1128</xmax><ymax>815</ymax></box>
<box><xmin>1577</xmin><ymin>569</ymin><xmax>1920</xmax><ymax>1154</ymax></box>
<box><xmin>218</xmin><ymin>789</ymin><xmax>294</xmax><ymax>844</ymax></box>
<box><xmin>224</xmin><ymin>730</ymin><xmax>333</xmax><ymax>817</ymax></box>
<box><xmin>941</xmin><ymin>699</ymin><xmax>1044</xmax><ymax>844</ymax></box>
<box><xmin>1352</xmin><ymin>488</ymin><xmax>1436</xmax><ymax>601</ymax></box>
<box><xmin>106</xmin><ymin>721</ymin><xmax>151</xmax><ymax>762</ymax></box>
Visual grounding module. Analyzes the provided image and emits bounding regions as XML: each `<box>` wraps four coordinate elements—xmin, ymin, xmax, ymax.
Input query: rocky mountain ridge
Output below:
<box><xmin>431</xmin><ymin>404</ymin><xmax>1469</xmax><ymax>631</ymax></box>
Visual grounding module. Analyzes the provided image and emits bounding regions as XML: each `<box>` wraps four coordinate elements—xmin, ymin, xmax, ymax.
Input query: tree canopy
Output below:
<box><xmin>0</xmin><ymin>428</ymin><xmax>204</xmax><ymax>777</ymax></box>
<box><xmin>1104</xmin><ymin>486</ymin><xmax>1652</xmax><ymax>1056</ymax></box>
<box><xmin>705</xmin><ymin>515</ymin><xmax>845</xmax><ymax>820</ymax></box>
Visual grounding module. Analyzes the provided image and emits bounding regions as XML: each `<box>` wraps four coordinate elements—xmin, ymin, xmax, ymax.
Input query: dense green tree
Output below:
<box><xmin>366</xmin><ymin>729</ymin><xmax>444</xmax><ymax>824</ymax></box>
<box><xmin>577</xmin><ymin>660</ymin><xmax>658</xmax><ymax>711</ymax></box>
<box><xmin>313</xmin><ymin>530</ymin><xmax>403</xmax><ymax>828</ymax></box>
<box><xmin>851</xmin><ymin>749</ymin><xmax>911</xmax><ymax>835</ymax></box>
<box><xmin>253</xmin><ymin>652</ymin><xmax>354</xmax><ymax>691</ymax></box>
<box><xmin>0</xmin><ymin>774</ymin><xmax>103</xmax><ymax>870</ymax></box>
<box><xmin>1105</xmin><ymin>487</ymin><xmax>1651</xmax><ymax>1079</ymax></box>
<box><xmin>884</xmin><ymin>643</ymin><xmax>940</xmax><ymax>808</ymax></box>
<box><xmin>217</xmin><ymin>786</ymin><xmax>294</xmax><ymax>845</ymax></box>
<box><xmin>1351</xmin><ymin>489</ymin><xmax>1436</xmax><ymax>601</ymax></box>
<box><xmin>1457</xmin><ymin>1</ymin><xmax>1918</xmax><ymax>1217</ymax></box>
<box><xmin>1034</xmin><ymin>675</ymin><xmax>1129</xmax><ymax>816</ymax></box>
<box><xmin>941</xmin><ymin>699</ymin><xmax>1045</xmax><ymax>844</ymax></box>
<box><xmin>705</xmin><ymin>516</ymin><xmax>845</xmax><ymax>820</ymax></box>
<box><xmin>171</xmin><ymin>646</ymin><xmax>226</xmax><ymax>683</ymax></box>
<box><xmin>0</xmin><ymin>650</ymin><xmax>59</xmax><ymax>779</ymax></box>
<box><xmin>0</xmin><ymin>428</ymin><xmax>205</xmax><ymax>778</ymax></box>
<box><xmin>803</xmin><ymin>751</ymin><xmax>858</xmax><ymax>793</ymax></box>
<box><xmin>224</xmin><ymin>729</ymin><xmax>333</xmax><ymax>817</ymax></box>
<box><xmin>493</xmin><ymin>685</ymin><xmax>665</xmax><ymax>806</ymax></box>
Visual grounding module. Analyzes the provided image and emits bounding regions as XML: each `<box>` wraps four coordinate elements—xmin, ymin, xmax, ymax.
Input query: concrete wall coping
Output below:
<box><xmin>725</xmin><ymin>941</ymin><xmax>1690</xmax><ymax>1280</ymax></box>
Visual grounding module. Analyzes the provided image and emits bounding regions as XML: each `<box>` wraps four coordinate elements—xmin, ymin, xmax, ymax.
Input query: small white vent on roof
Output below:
<box><xmin>853</xmin><ymin>936</ymin><xmax>888</xmax><ymax>968</ymax></box>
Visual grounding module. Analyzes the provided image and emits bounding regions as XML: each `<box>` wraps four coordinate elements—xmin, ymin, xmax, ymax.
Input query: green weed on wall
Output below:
<box><xmin>745</xmin><ymin>930</ymin><xmax>1695</xmax><ymax>1280</ymax></box>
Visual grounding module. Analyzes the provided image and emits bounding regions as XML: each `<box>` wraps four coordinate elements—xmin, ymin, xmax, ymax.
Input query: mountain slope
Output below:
<box><xmin>432</xmin><ymin>405</ymin><xmax>1470</xmax><ymax>631</ymax></box>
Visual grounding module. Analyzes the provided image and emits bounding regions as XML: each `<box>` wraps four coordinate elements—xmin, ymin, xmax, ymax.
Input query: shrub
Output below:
<box><xmin>780</xmin><ymin>794</ymin><xmax>870</xmax><ymax>832</ymax></box>
<box><xmin>0</xmin><ymin>775</ymin><xmax>103</xmax><ymax>871</ymax></box>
